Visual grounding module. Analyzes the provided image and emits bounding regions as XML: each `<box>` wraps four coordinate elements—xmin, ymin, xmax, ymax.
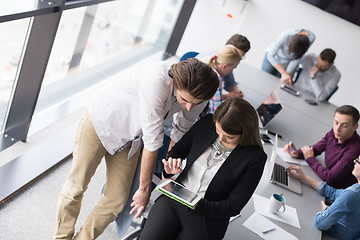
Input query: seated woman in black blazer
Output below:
<box><xmin>139</xmin><ymin>97</ymin><xmax>267</xmax><ymax>240</ymax></box>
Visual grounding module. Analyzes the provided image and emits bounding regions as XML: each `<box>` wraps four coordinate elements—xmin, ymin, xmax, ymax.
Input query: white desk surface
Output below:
<box><xmin>224</xmin><ymin>140</ymin><xmax>323</xmax><ymax>240</ymax></box>
<box><xmin>223</xmin><ymin>63</ymin><xmax>336</xmax><ymax>240</ymax></box>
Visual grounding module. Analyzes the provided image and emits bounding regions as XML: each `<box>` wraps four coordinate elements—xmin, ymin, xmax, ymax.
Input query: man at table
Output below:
<box><xmin>293</xmin><ymin>48</ymin><xmax>341</xmax><ymax>101</ymax></box>
<box><xmin>284</xmin><ymin>105</ymin><xmax>360</xmax><ymax>189</ymax></box>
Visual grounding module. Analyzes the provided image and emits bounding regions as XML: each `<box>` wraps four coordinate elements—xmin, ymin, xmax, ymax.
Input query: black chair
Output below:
<box><xmin>325</xmin><ymin>85</ymin><xmax>339</xmax><ymax>101</ymax></box>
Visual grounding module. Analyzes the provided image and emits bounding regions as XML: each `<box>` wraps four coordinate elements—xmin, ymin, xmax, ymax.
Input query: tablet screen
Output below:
<box><xmin>162</xmin><ymin>180</ymin><xmax>198</xmax><ymax>203</ymax></box>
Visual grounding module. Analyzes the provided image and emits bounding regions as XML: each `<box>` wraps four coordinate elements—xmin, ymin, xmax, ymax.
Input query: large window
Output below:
<box><xmin>0</xmin><ymin>0</ymin><xmax>192</xmax><ymax>151</ymax></box>
<box><xmin>0</xmin><ymin>18</ymin><xmax>30</xmax><ymax>132</ymax></box>
<box><xmin>35</xmin><ymin>0</ymin><xmax>184</xmax><ymax>114</ymax></box>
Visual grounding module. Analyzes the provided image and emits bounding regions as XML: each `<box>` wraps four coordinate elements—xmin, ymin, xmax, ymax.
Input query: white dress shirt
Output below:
<box><xmin>87</xmin><ymin>61</ymin><xmax>208</xmax><ymax>158</ymax></box>
<box><xmin>295</xmin><ymin>53</ymin><xmax>341</xmax><ymax>101</ymax></box>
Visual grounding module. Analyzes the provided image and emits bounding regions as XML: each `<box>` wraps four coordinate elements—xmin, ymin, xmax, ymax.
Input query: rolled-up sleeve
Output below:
<box><xmin>139</xmin><ymin>69</ymin><xmax>172</xmax><ymax>152</ymax></box>
<box><xmin>314</xmin><ymin>188</ymin><xmax>357</xmax><ymax>231</ymax></box>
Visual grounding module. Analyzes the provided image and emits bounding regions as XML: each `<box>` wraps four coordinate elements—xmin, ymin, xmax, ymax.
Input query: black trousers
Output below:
<box><xmin>139</xmin><ymin>195</ymin><xmax>208</xmax><ymax>240</ymax></box>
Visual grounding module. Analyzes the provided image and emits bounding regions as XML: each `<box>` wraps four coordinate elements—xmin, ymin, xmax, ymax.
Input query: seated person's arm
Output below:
<box><xmin>305</xmin><ymin>145</ymin><xmax>356</xmax><ymax>186</ymax></box>
<box><xmin>222</xmin><ymin>73</ymin><xmax>243</xmax><ymax>98</ymax></box>
<box><xmin>309</xmin><ymin>71</ymin><xmax>341</xmax><ymax>101</ymax></box>
<box><xmin>192</xmin><ymin>152</ymin><xmax>266</xmax><ymax>218</ymax></box>
<box><xmin>314</xmin><ymin>186</ymin><xmax>357</xmax><ymax>231</ymax></box>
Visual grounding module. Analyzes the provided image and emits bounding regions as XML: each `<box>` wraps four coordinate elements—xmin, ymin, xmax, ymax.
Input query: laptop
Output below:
<box><xmin>269</xmin><ymin>135</ymin><xmax>302</xmax><ymax>195</ymax></box>
<box><xmin>256</xmin><ymin>91</ymin><xmax>283</xmax><ymax>129</ymax></box>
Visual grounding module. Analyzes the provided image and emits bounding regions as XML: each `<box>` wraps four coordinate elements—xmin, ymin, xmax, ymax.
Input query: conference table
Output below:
<box><xmin>223</xmin><ymin>63</ymin><xmax>338</xmax><ymax>240</ymax></box>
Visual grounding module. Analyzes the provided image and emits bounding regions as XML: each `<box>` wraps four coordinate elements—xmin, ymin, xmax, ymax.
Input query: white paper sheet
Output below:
<box><xmin>253</xmin><ymin>194</ymin><xmax>301</xmax><ymax>228</ymax></box>
<box><xmin>277</xmin><ymin>147</ymin><xmax>308</xmax><ymax>166</ymax></box>
<box><xmin>243</xmin><ymin>212</ymin><xmax>298</xmax><ymax>240</ymax></box>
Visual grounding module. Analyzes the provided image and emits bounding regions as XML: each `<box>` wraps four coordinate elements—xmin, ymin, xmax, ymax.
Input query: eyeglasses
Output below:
<box><xmin>354</xmin><ymin>157</ymin><xmax>360</xmax><ymax>165</ymax></box>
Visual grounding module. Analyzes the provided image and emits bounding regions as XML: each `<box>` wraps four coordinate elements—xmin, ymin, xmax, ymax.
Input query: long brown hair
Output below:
<box><xmin>213</xmin><ymin>97</ymin><xmax>262</xmax><ymax>148</ymax></box>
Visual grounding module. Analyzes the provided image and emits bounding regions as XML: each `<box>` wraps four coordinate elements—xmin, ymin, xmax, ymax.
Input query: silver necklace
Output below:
<box><xmin>207</xmin><ymin>138</ymin><xmax>233</xmax><ymax>168</ymax></box>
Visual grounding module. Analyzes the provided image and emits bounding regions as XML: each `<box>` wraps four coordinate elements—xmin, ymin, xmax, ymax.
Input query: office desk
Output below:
<box><xmin>235</xmin><ymin>63</ymin><xmax>337</xmax><ymax>124</ymax></box>
<box><xmin>234</xmin><ymin>63</ymin><xmax>338</xmax><ymax>146</ymax></box>
<box><xmin>223</xmin><ymin>63</ymin><xmax>337</xmax><ymax>239</ymax></box>
<box><xmin>224</xmin><ymin>140</ymin><xmax>323</xmax><ymax>240</ymax></box>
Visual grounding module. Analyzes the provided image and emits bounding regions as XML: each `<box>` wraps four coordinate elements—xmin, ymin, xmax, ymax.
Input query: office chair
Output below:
<box><xmin>325</xmin><ymin>85</ymin><xmax>339</xmax><ymax>101</ymax></box>
<box><xmin>179</xmin><ymin>51</ymin><xmax>199</xmax><ymax>61</ymax></box>
<box><xmin>292</xmin><ymin>65</ymin><xmax>302</xmax><ymax>83</ymax></box>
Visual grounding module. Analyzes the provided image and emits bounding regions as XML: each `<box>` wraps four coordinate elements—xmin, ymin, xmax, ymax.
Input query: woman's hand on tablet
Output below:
<box><xmin>162</xmin><ymin>157</ymin><xmax>183</xmax><ymax>175</ymax></box>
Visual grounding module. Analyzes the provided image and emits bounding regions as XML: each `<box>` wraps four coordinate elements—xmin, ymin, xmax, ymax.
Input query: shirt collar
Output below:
<box><xmin>332</xmin><ymin>130</ymin><xmax>359</xmax><ymax>147</ymax></box>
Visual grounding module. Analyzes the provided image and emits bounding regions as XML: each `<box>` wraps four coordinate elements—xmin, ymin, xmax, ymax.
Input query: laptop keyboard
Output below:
<box><xmin>272</xmin><ymin>163</ymin><xmax>288</xmax><ymax>186</ymax></box>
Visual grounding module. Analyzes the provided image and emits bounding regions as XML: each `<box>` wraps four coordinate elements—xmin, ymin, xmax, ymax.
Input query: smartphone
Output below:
<box><xmin>305</xmin><ymin>99</ymin><xmax>318</xmax><ymax>105</ymax></box>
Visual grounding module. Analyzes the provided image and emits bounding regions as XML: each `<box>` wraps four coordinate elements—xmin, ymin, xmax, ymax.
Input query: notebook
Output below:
<box><xmin>269</xmin><ymin>135</ymin><xmax>302</xmax><ymax>195</ymax></box>
<box><xmin>256</xmin><ymin>91</ymin><xmax>283</xmax><ymax>129</ymax></box>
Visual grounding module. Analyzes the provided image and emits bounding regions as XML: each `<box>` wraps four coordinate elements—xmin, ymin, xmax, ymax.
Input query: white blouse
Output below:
<box><xmin>181</xmin><ymin>146</ymin><xmax>227</xmax><ymax>198</ymax></box>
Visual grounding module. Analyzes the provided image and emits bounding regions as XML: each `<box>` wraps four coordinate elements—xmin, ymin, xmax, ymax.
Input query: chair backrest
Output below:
<box><xmin>292</xmin><ymin>65</ymin><xmax>303</xmax><ymax>83</ymax></box>
<box><xmin>325</xmin><ymin>85</ymin><xmax>339</xmax><ymax>101</ymax></box>
<box><xmin>179</xmin><ymin>51</ymin><xmax>199</xmax><ymax>61</ymax></box>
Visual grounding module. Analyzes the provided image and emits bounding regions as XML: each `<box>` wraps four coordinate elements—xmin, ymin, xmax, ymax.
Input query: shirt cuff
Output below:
<box><xmin>317</xmin><ymin>181</ymin><xmax>327</xmax><ymax>195</ymax></box>
<box><xmin>162</xmin><ymin>169</ymin><xmax>174</xmax><ymax>179</ymax></box>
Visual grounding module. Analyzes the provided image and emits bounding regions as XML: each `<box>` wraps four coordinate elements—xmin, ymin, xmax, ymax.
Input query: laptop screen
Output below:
<box><xmin>268</xmin><ymin>134</ymin><xmax>278</xmax><ymax>179</ymax></box>
<box><xmin>257</xmin><ymin>91</ymin><xmax>282</xmax><ymax>128</ymax></box>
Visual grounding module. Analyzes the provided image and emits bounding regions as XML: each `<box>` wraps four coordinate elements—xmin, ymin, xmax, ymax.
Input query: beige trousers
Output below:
<box><xmin>54</xmin><ymin>110</ymin><xmax>140</xmax><ymax>240</ymax></box>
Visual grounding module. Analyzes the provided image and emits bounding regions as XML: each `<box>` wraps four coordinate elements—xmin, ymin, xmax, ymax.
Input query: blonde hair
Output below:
<box><xmin>208</xmin><ymin>44</ymin><xmax>242</xmax><ymax>69</ymax></box>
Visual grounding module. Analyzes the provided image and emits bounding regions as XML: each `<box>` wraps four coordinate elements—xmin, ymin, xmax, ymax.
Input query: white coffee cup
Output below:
<box><xmin>268</xmin><ymin>193</ymin><xmax>286</xmax><ymax>213</ymax></box>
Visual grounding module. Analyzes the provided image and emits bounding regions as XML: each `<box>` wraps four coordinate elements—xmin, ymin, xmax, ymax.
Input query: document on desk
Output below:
<box><xmin>277</xmin><ymin>147</ymin><xmax>308</xmax><ymax>166</ymax></box>
<box><xmin>243</xmin><ymin>212</ymin><xmax>298</xmax><ymax>240</ymax></box>
<box><xmin>253</xmin><ymin>194</ymin><xmax>301</xmax><ymax>228</ymax></box>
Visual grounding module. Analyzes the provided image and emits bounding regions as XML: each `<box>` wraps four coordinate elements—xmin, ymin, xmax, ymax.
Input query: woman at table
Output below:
<box><xmin>287</xmin><ymin>157</ymin><xmax>360</xmax><ymax>240</ymax></box>
<box><xmin>138</xmin><ymin>97</ymin><xmax>267</xmax><ymax>240</ymax></box>
<box><xmin>201</xmin><ymin>44</ymin><xmax>242</xmax><ymax>114</ymax></box>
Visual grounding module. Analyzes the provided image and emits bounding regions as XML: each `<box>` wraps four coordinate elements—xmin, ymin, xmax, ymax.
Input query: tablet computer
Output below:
<box><xmin>156</xmin><ymin>179</ymin><xmax>202</xmax><ymax>208</ymax></box>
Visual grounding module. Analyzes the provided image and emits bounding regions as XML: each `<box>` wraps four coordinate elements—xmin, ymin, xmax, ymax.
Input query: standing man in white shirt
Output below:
<box><xmin>54</xmin><ymin>58</ymin><xmax>219</xmax><ymax>240</ymax></box>
<box><xmin>294</xmin><ymin>48</ymin><xmax>341</xmax><ymax>101</ymax></box>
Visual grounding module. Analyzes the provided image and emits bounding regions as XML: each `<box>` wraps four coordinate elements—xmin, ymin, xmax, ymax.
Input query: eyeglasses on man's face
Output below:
<box><xmin>354</xmin><ymin>157</ymin><xmax>360</xmax><ymax>165</ymax></box>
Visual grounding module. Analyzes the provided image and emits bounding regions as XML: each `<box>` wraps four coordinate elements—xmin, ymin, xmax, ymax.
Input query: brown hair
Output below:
<box><xmin>320</xmin><ymin>48</ymin><xmax>336</xmax><ymax>64</ymax></box>
<box><xmin>335</xmin><ymin>105</ymin><xmax>360</xmax><ymax>125</ymax></box>
<box><xmin>169</xmin><ymin>58</ymin><xmax>219</xmax><ymax>101</ymax></box>
<box><xmin>213</xmin><ymin>97</ymin><xmax>263</xmax><ymax>148</ymax></box>
<box><xmin>288</xmin><ymin>34</ymin><xmax>310</xmax><ymax>59</ymax></box>
<box><xmin>226</xmin><ymin>34</ymin><xmax>251</xmax><ymax>53</ymax></box>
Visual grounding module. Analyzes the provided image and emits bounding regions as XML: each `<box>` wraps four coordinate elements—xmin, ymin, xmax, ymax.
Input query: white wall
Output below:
<box><xmin>177</xmin><ymin>0</ymin><xmax>360</xmax><ymax>110</ymax></box>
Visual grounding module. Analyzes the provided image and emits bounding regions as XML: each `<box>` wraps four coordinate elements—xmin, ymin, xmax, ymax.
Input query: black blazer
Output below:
<box><xmin>164</xmin><ymin>114</ymin><xmax>267</xmax><ymax>240</ymax></box>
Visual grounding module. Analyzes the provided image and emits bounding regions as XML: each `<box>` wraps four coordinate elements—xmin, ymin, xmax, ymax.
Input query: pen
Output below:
<box><xmin>287</xmin><ymin>139</ymin><xmax>295</xmax><ymax>152</ymax></box>
<box><xmin>262</xmin><ymin>228</ymin><xmax>276</xmax><ymax>234</ymax></box>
